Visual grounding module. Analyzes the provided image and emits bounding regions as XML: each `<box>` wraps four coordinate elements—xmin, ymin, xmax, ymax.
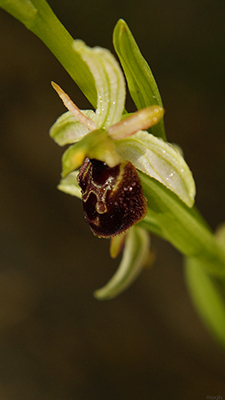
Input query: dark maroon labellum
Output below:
<box><xmin>77</xmin><ymin>158</ymin><xmax>147</xmax><ymax>238</ymax></box>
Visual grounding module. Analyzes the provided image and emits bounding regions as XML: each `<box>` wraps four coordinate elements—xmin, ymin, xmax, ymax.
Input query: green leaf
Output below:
<box><xmin>113</xmin><ymin>19</ymin><xmax>166</xmax><ymax>140</ymax></box>
<box><xmin>73</xmin><ymin>40</ymin><xmax>126</xmax><ymax>129</ymax></box>
<box><xmin>57</xmin><ymin>171</ymin><xmax>81</xmax><ymax>199</ymax></box>
<box><xmin>50</xmin><ymin>110</ymin><xmax>96</xmax><ymax>146</ymax></box>
<box><xmin>139</xmin><ymin>172</ymin><xmax>225</xmax><ymax>276</ymax></box>
<box><xmin>185</xmin><ymin>257</ymin><xmax>225</xmax><ymax>349</ymax></box>
<box><xmin>94</xmin><ymin>226</ymin><xmax>150</xmax><ymax>300</ymax></box>
<box><xmin>115</xmin><ymin>130</ymin><xmax>195</xmax><ymax>207</ymax></box>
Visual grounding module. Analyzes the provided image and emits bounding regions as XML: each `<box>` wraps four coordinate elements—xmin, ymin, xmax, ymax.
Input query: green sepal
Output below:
<box><xmin>113</xmin><ymin>19</ymin><xmax>166</xmax><ymax>140</ymax></box>
<box><xmin>73</xmin><ymin>40</ymin><xmax>126</xmax><ymax>129</ymax></box>
<box><xmin>185</xmin><ymin>257</ymin><xmax>225</xmax><ymax>349</ymax></box>
<box><xmin>115</xmin><ymin>130</ymin><xmax>195</xmax><ymax>207</ymax></box>
<box><xmin>57</xmin><ymin>171</ymin><xmax>81</xmax><ymax>199</ymax></box>
<box><xmin>50</xmin><ymin>110</ymin><xmax>96</xmax><ymax>146</ymax></box>
<box><xmin>94</xmin><ymin>226</ymin><xmax>150</xmax><ymax>300</ymax></box>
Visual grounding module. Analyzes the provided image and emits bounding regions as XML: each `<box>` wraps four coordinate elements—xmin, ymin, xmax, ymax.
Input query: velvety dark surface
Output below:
<box><xmin>0</xmin><ymin>1</ymin><xmax>225</xmax><ymax>399</ymax></box>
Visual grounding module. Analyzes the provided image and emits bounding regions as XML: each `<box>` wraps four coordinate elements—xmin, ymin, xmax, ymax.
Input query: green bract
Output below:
<box><xmin>113</xmin><ymin>19</ymin><xmax>166</xmax><ymax>140</ymax></box>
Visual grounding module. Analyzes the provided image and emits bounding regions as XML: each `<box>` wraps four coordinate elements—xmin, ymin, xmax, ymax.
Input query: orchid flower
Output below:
<box><xmin>50</xmin><ymin>40</ymin><xmax>195</xmax><ymax>299</ymax></box>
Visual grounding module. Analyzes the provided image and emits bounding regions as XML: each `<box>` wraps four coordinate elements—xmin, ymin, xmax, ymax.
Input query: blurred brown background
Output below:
<box><xmin>1</xmin><ymin>0</ymin><xmax>225</xmax><ymax>399</ymax></box>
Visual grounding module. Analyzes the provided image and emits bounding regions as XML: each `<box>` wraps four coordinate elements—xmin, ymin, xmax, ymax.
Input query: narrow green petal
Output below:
<box><xmin>57</xmin><ymin>171</ymin><xmax>81</xmax><ymax>198</ymax></box>
<box><xmin>113</xmin><ymin>19</ymin><xmax>166</xmax><ymax>140</ymax></box>
<box><xmin>94</xmin><ymin>226</ymin><xmax>150</xmax><ymax>300</ymax></box>
<box><xmin>115</xmin><ymin>130</ymin><xmax>195</xmax><ymax>207</ymax></box>
<box><xmin>73</xmin><ymin>40</ymin><xmax>126</xmax><ymax>129</ymax></box>
<box><xmin>185</xmin><ymin>257</ymin><xmax>225</xmax><ymax>349</ymax></box>
<box><xmin>108</xmin><ymin>106</ymin><xmax>164</xmax><ymax>140</ymax></box>
<box><xmin>51</xmin><ymin>82</ymin><xmax>97</xmax><ymax>132</ymax></box>
<box><xmin>50</xmin><ymin>110</ymin><xmax>96</xmax><ymax>146</ymax></box>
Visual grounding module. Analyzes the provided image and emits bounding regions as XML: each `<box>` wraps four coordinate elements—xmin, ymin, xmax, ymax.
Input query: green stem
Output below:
<box><xmin>139</xmin><ymin>172</ymin><xmax>225</xmax><ymax>277</ymax></box>
<box><xmin>0</xmin><ymin>0</ymin><xmax>97</xmax><ymax>107</ymax></box>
